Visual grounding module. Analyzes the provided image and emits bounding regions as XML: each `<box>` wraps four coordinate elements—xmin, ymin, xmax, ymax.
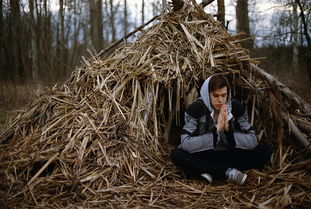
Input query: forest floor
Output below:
<box><xmin>0</xmin><ymin>82</ymin><xmax>36</xmax><ymax>130</ymax></box>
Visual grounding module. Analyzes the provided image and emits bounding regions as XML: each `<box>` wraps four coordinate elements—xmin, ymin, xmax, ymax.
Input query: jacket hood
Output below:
<box><xmin>199</xmin><ymin>75</ymin><xmax>233</xmax><ymax>119</ymax></box>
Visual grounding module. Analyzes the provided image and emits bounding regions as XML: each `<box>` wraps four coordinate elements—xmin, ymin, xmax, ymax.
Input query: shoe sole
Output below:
<box><xmin>239</xmin><ymin>174</ymin><xmax>247</xmax><ymax>185</ymax></box>
<box><xmin>201</xmin><ymin>173</ymin><xmax>213</xmax><ymax>184</ymax></box>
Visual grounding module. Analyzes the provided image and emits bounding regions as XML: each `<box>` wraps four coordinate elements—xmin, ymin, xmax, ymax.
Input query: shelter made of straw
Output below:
<box><xmin>1</xmin><ymin>1</ymin><xmax>310</xmax><ymax>208</ymax></box>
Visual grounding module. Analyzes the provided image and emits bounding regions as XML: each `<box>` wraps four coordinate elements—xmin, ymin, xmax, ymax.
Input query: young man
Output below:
<box><xmin>171</xmin><ymin>75</ymin><xmax>271</xmax><ymax>185</ymax></box>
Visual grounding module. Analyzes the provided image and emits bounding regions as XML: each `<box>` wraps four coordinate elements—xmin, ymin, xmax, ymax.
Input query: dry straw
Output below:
<box><xmin>1</xmin><ymin>1</ymin><xmax>310</xmax><ymax>208</ymax></box>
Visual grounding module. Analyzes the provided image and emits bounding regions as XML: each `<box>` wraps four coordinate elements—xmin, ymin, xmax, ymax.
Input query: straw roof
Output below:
<box><xmin>1</xmin><ymin>1</ymin><xmax>310</xmax><ymax>208</ymax></box>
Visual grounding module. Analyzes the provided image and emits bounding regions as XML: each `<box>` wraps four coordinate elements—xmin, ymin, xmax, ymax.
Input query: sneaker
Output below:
<box><xmin>226</xmin><ymin>168</ymin><xmax>247</xmax><ymax>185</ymax></box>
<box><xmin>200</xmin><ymin>173</ymin><xmax>213</xmax><ymax>184</ymax></box>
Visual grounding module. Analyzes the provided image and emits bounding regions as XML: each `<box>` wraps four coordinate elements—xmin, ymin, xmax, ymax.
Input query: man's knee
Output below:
<box><xmin>170</xmin><ymin>148</ymin><xmax>188</xmax><ymax>166</ymax></box>
<box><xmin>256</xmin><ymin>144</ymin><xmax>272</xmax><ymax>164</ymax></box>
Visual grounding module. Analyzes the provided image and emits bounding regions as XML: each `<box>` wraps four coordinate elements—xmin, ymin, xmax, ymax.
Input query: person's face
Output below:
<box><xmin>209</xmin><ymin>86</ymin><xmax>228</xmax><ymax>112</ymax></box>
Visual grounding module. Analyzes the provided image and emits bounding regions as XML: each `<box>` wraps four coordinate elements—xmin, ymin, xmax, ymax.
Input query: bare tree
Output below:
<box><xmin>89</xmin><ymin>0</ymin><xmax>104</xmax><ymax>52</ymax></box>
<box><xmin>89</xmin><ymin>1</ymin><xmax>97</xmax><ymax>49</ymax></box>
<box><xmin>97</xmin><ymin>0</ymin><xmax>104</xmax><ymax>48</ymax></box>
<box><xmin>28</xmin><ymin>0</ymin><xmax>40</xmax><ymax>83</ymax></box>
<box><xmin>42</xmin><ymin>0</ymin><xmax>53</xmax><ymax>80</ymax></box>
<box><xmin>292</xmin><ymin>0</ymin><xmax>299</xmax><ymax>67</ymax></box>
<box><xmin>297</xmin><ymin>0</ymin><xmax>311</xmax><ymax>48</ymax></box>
<box><xmin>141</xmin><ymin>0</ymin><xmax>145</xmax><ymax>24</ymax></box>
<box><xmin>57</xmin><ymin>0</ymin><xmax>66</xmax><ymax>78</ymax></box>
<box><xmin>236</xmin><ymin>0</ymin><xmax>253</xmax><ymax>50</ymax></box>
<box><xmin>0</xmin><ymin>0</ymin><xmax>4</xmax><ymax>80</ymax></box>
<box><xmin>296</xmin><ymin>0</ymin><xmax>311</xmax><ymax>80</ymax></box>
<box><xmin>104</xmin><ymin>0</ymin><xmax>109</xmax><ymax>44</ymax></box>
<box><xmin>109</xmin><ymin>0</ymin><xmax>116</xmax><ymax>42</ymax></box>
<box><xmin>0</xmin><ymin>0</ymin><xmax>3</xmax><ymax>97</ymax></box>
<box><xmin>217</xmin><ymin>0</ymin><xmax>225</xmax><ymax>26</ymax></box>
<box><xmin>10</xmin><ymin>0</ymin><xmax>25</xmax><ymax>81</ymax></box>
<box><xmin>124</xmin><ymin>0</ymin><xmax>128</xmax><ymax>38</ymax></box>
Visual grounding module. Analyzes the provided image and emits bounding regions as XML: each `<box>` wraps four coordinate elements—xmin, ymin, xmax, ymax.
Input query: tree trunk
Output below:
<box><xmin>217</xmin><ymin>0</ymin><xmax>225</xmax><ymax>26</ymax></box>
<box><xmin>97</xmin><ymin>0</ymin><xmax>104</xmax><ymax>49</ymax></box>
<box><xmin>29</xmin><ymin>0</ymin><xmax>40</xmax><ymax>85</ymax></box>
<box><xmin>42</xmin><ymin>0</ymin><xmax>52</xmax><ymax>80</ymax></box>
<box><xmin>141</xmin><ymin>0</ymin><xmax>145</xmax><ymax>24</ymax></box>
<box><xmin>109</xmin><ymin>0</ymin><xmax>116</xmax><ymax>42</ymax></box>
<box><xmin>90</xmin><ymin>0</ymin><xmax>104</xmax><ymax>52</ymax></box>
<box><xmin>0</xmin><ymin>0</ymin><xmax>3</xmax><ymax>80</ymax></box>
<box><xmin>58</xmin><ymin>0</ymin><xmax>66</xmax><ymax>78</ymax></box>
<box><xmin>296</xmin><ymin>0</ymin><xmax>311</xmax><ymax>81</ymax></box>
<box><xmin>236</xmin><ymin>0</ymin><xmax>253</xmax><ymax>50</ymax></box>
<box><xmin>104</xmin><ymin>0</ymin><xmax>109</xmax><ymax>45</ymax></box>
<box><xmin>9</xmin><ymin>0</ymin><xmax>25</xmax><ymax>83</ymax></box>
<box><xmin>123</xmin><ymin>0</ymin><xmax>128</xmax><ymax>39</ymax></box>
<box><xmin>69</xmin><ymin>1</ymin><xmax>82</xmax><ymax>67</ymax></box>
<box><xmin>297</xmin><ymin>0</ymin><xmax>311</xmax><ymax>48</ymax></box>
<box><xmin>292</xmin><ymin>0</ymin><xmax>299</xmax><ymax>68</ymax></box>
<box><xmin>89</xmin><ymin>0</ymin><xmax>97</xmax><ymax>49</ymax></box>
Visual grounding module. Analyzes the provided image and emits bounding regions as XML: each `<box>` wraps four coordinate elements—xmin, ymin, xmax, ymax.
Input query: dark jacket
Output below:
<box><xmin>179</xmin><ymin>77</ymin><xmax>257</xmax><ymax>153</ymax></box>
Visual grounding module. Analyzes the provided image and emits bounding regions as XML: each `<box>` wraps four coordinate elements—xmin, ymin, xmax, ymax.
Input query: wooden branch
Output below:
<box><xmin>200</xmin><ymin>0</ymin><xmax>215</xmax><ymax>8</ymax></box>
<box><xmin>169</xmin><ymin>0</ymin><xmax>184</xmax><ymax>11</ymax></box>
<box><xmin>292</xmin><ymin>116</ymin><xmax>311</xmax><ymax>133</ymax></box>
<box><xmin>283</xmin><ymin>113</ymin><xmax>310</xmax><ymax>150</ymax></box>
<box><xmin>251</xmin><ymin>64</ymin><xmax>311</xmax><ymax>149</ymax></box>
<box><xmin>169</xmin><ymin>0</ymin><xmax>215</xmax><ymax>12</ymax></box>
<box><xmin>99</xmin><ymin>15</ymin><xmax>160</xmax><ymax>57</ymax></box>
<box><xmin>251</xmin><ymin>63</ymin><xmax>311</xmax><ymax>114</ymax></box>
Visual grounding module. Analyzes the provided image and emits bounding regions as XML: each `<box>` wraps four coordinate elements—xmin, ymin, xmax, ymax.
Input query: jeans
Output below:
<box><xmin>170</xmin><ymin>144</ymin><xmax>272</xmax><ymax>179</ymax></box>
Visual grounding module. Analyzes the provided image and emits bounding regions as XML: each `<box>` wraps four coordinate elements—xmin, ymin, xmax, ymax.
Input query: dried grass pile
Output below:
<box><xmin>1</xmin><ymin>1</ymin><xmax>311</xmax><ymax>208</ymax></box>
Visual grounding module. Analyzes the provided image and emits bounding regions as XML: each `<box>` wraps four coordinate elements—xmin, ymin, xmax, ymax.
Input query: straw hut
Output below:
<box><xmin>1</xmin><ymin>1</ymin><xmax>310</xmax><ymax>208</ymax></box>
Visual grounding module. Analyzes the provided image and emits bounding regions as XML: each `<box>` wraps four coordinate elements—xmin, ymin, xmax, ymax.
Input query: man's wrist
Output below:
<box><xmin>216</xmin><ymin>125</ymin><xmax>222</xmax><ymax>133</ymax></box>
<box><xmin>224</xmin><ymin>124</ymin><xmax>229</xmax><ymax>131</ymax></box>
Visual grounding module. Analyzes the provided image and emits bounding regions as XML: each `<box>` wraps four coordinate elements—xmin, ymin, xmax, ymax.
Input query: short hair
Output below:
<box><xmin>208</xmin><ymin>75</ymin><xmax>231</xmax><ymax>94</ymax></box>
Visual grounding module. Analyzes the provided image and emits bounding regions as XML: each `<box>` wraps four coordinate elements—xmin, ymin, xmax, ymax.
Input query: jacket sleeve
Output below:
<box><xmin>226</xmin><ymin>100</ymin><xmax>257</xmax><ymax>150</ymax></box>
<box><xmin>180</xmin><ymin>112</ymin><xmax>217</xmax><ymax>153</ymax></box>
<box><xmin>232</xmin><ymin>112</ymin><xmax>258</xmax><ymax>149</ymax></box>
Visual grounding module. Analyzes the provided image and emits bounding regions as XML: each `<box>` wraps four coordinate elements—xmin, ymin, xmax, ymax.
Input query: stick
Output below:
<box><xmin>251</xmin><ymin>63</ymin><xmax>311</xmax><ymax>114</ymax></box>
<box><xmin>283</xmin><ymin>113</ymin><xmax>310</xmax><ymax>150</ymax></box>
<box><xmin>99</xmin><ymin>15</ymin><xmax>160</xmax><ymax>57</ymax></box>
<box><xmin>170</xmin><ymin>0</ymin><xmax>215</xmax><ymax>11</ymax></box>
<box><xmin>200</xmin><ymin>0</ymin><xmax>215</xmax><ymax>8</ymax></box>
<box><xmin>26</xmin><ymin>153</ymin><xmax>59</xmax><ymax>188</ymax></box>
<box><xmin>292</xmin><ymin>116</ymin><xmax>311</xmax><ymax>133</ymax></box>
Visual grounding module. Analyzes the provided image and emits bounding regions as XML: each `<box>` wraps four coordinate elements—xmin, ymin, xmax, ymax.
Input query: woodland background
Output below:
<box><xmin>0</xmin><ymin>0</ymin><xmax>310</xmax><ymax>124</ymax></box>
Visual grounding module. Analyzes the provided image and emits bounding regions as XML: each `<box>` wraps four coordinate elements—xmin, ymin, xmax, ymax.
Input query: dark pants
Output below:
<box><xmin>170</xmin><ymin>144</ymin><xmax>271</xmax><ymax>179</ymax></box>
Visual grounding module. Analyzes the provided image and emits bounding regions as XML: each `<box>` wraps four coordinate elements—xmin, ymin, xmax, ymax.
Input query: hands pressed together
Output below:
<box><xmin>216</xmin><ymin>105</ymin><xmax>229</xmax><ymax>133</ymax></box>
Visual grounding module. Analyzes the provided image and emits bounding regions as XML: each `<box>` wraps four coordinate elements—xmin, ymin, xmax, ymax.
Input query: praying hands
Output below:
<box><xmin>217</xmin><ymin>105</ymin><xmax>229</xmax><ymax>133</ymax></box>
